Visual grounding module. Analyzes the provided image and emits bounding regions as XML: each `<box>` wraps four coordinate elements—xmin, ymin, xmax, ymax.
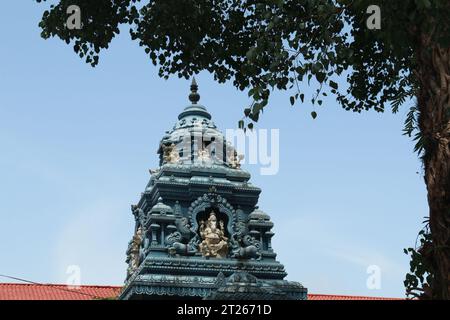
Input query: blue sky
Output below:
<box><xmin>0</xmin><ymin>2</ymin><xmax>428</xmax><ymax>297</ymax></box>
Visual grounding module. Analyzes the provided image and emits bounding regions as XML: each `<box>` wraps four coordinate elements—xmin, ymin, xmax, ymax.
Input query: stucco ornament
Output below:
<box><xmin>162</xmin><ymin>143</ymin><xmax>180</xmax><ymax>164</ymax></box>
<box><xmin>166</xmin><ymin>217</ymin><xmax>198</xmax><ymax>256</ymax></box>
<box><xmin>231</xmin><ymin>221</ymin><xmax>262</xmax><ymax>260</ymax></box>
<box><xmin>132</xmin><ymin>205</ymin><xmax>146</xmax><ymax>227</ymax></box>
<box><xmin>197</xmin><ymin>147</ymin><xmax>211</xmax><ymax>162</ymax></box>
<box><xmin>199</xmin><ymin>211</ymin><xmax>228</xmax><ymax>258</ymax></box>
<box><xmin>126</xmin><ymin>226</ymin><xmax>143</xmax><ymax>277</ymax></box>
<box><xmin>227</xmin><ymin>148</ymin><xmax>244</xmax><ymax>169</ymax></box>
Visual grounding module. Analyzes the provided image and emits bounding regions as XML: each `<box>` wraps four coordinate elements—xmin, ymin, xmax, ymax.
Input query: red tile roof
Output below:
<box><xmin>0</xmin><ymin>283</ymin><xmax>402</xmax><ymax>300</ymax></box>
<box><xmin>0</xmin><ymin>283</ymin><xmax>121</xmax><ymax>300</ymax></box>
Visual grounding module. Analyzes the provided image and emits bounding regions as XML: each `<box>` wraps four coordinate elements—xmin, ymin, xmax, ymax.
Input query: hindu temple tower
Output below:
<box><xmin>119</xmin><ymin>79</ymin><xmax>307</xmax><ymax>300</ymax></box>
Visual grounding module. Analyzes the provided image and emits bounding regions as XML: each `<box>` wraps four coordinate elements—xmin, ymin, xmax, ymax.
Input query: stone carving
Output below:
<box><xmin>197</xmin><ymin>147</ymin><xmax>211</xmax><ymax>162</ymax></box>
<box><xmin>226</xmin><ymin>149</ymin><xmax>244</xmax><ymax>169</ymax></box>
<box><xmin>199</xmin><ymin>211</ymin><xmax>229</xmax><ymax>258</ymax></box>
<box><xmin>126</xmin><ymin>226</ymin><xmax>144</xmax><ymax>278</ymax></box>
<box><xmin>231</xmin><ymin>221</ymin><xmax>261</xmax><ymax>260</ymax></box>
<box><xmin>174</xmin><ymin>201</ymin><xmax>182</xmax><ymax>217</ymax></box>
<box><xmin>162</xmin><ymin>143</ymin><xmax>180</xmax><ymax>164</ymax></box>
<box><xmin>132</xmin><ymin>205</ymin><xmax>146</xmax><ymax>227</ymax></box>
<box><xmin>206</xmin><ymin>272</ymin><xmax>307</xmax><ymax>300</ymax></box>
<box><xmin>188</xmin><ymin>192</ymin><xmax>237</xmax><ymax>234</ymax></box>
<box><xmin>166</xmin><ymin>217</ymin><xmax>198</xmax><ymax>256</ymax></box>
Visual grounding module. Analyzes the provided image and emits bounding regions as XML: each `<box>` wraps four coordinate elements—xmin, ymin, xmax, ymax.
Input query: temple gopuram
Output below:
<box><xmin>119</xmin><ymin>80</ymin><xmax>307</xmax><ymax>300</ymax></box>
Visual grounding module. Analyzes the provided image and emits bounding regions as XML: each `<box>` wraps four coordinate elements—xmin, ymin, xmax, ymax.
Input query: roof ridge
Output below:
<box><xmin>308</xmin><ymin>293</ymin><xmax>402</xmax><ymax>299</ymax></box>
<box><xmin>0</xmin><ymin>283</ymin><xmax>122</xmax><ymax>288</ymax></box>
<box><xmin>0</xmin><ymin>283</ymin><xmax>403</xmax><ymax>300</ymax></box>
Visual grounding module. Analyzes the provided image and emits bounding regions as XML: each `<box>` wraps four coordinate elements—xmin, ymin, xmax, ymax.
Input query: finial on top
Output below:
<box><xmin>189</xmin><ymin>77</ymin><xmax>200</xmax><ymax>104</ymax></box>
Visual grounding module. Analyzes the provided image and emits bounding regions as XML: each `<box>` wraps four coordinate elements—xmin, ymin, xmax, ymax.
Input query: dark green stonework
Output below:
<box><xmin>119</xmin><ymin>80</ymin><xmax>307</xmax><ymax>300</ymax></box>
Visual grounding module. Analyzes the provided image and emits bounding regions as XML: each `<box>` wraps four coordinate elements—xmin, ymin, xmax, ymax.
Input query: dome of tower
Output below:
<box><xmin>171</xmin><ymin>78</ymin><xmax>217</xmax><ymax>131</ymax></box>
<box><xmin>149</xmin><ymin>197</ymin><xmax>173</xmax><ymax>215</ymax></box>
<box><xmin>248</xmin><ymin>207</ymin><xmax>271</xmax><ymax>222</ymax></box>
<box><xmin>157</xmin><ymin>78</ymin><xmax>241</xmax><ymax>170</ymax></box>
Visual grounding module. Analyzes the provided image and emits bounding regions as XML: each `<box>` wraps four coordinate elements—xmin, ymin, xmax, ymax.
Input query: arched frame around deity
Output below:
<box><xmin>188</xmin><ymin>192</ymin><xmax>237</xmax><ymax>237</ymax></box>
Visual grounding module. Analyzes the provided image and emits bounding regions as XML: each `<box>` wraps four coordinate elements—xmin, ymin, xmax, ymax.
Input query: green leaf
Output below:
<box><xmin>329</xmin><ymin>80</ymin><xmax>338</xmax><ymax>90</ymax></box>
<box><xmin>249</xmin><ymin>111</ymin><xmax>260</xmax><ymax>122</ymax></box>
<box><xmin>316</xmin><ymin>72</ymin><xmax>326</xmax><ymax>83</ymax></box>
<box><xmin>311</xmin><ymin>111</ymin><xmax>317</xmax><ymax>119</ymax></box>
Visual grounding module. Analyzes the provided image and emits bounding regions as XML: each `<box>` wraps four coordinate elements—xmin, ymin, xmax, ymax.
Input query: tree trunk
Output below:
<box><xmin>416</xmin><ymin>36</ymin><xmax>450</xmax><ymax>300</ymax></box>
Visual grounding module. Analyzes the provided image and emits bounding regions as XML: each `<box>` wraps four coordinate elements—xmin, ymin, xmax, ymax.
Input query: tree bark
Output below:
<box><xmin>416</xmin><ymin>35</ymin><xmax>450</xmax><ymax>300</ymax></box>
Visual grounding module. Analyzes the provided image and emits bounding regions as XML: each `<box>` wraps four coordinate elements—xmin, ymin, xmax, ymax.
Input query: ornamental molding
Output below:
<box><xmin>128</xmin><ymin>285</ymin><xmax>211</xmax><ymax>299</ymax></box>
<box><xmin>188</xmin><ymin>192</ymin><xmax>237</xmax><ymax>236</ymax></box>
<box><xmin>141</xmin><ymin>257</ymin><xmax>287</xmax><ymax>277</ymax></box>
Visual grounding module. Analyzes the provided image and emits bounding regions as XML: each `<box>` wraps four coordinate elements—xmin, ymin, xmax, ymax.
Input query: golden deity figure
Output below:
<box><xmin>197</xmin><ymin>147</ymin><xmax>211</xmax><ymax>162</ymax></box>
<box><xmin>162</xmin><ymin>143</ymin><xmax>180</xmax><ymax>164</ymax></box>
<box><xmin>226</xmin><ymin>149</ymin><xmax>244</xmax><ymax>169</ymax></box>
<box><xmin>127</xmin><ymin>226</ymin><xmax>143</xmax><ymax>276</ymax></box>
<box><xmin>199</xmin><ymin>211</ymin><xmax>228</xmax><ymax>258</ymax></box>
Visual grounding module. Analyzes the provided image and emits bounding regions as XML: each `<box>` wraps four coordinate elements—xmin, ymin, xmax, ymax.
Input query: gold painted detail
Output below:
<box><xmin>128</xmin><ymin>226</ymin><xmax>143</xmax><ymax>275</ymax></box>
<box><xmin>199</xmin><ymin>211</ymin><xmax>228</xmax><ymax>258</ymax></box>
<box><xmin>163</xmin><ymin>143</ymin><xmax>180</xmax><ymax>164</ymax></box>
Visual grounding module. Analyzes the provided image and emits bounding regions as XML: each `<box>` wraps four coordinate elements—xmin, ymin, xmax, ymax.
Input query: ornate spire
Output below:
<box><xmin>177</xmin><ymin>77</ymin><xmax>211</xmax><ymax>120</ymax></box>
<box><xmin>189</xmin><ymin>77</ymin><xmax>200</xmax><ymax>104</ymax></box>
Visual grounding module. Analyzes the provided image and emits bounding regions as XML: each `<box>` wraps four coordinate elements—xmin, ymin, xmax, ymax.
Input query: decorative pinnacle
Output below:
<box><xmin>189</xmin><ymin>77</ymin><xmax>200</xmax><ymax>104</ymax></box>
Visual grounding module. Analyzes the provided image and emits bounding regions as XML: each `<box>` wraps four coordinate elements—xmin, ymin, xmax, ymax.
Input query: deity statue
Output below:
<box><xmin>132</xmin><ymin>205</ymin><xmax>146</xmax><ymax>228</ymax></box>
<box><xmin>226</xmin><ymin>149</ymin><xmax>244</xmax><ymax>169</ymax></box>
<box><xmin>162</xmin><ymin>143</ymin><xmax>180</xmax><ymax>164</ymax></box>
<box><xmin>126</xmin><ymin>226</ymin><xmax>143</xmax><ymax>277</ymax></box>
<box><xmin>199</xmin><ymin>211</ymin><xmax>228</xmax><ymax>258</ymax></box>
<box><xmin>197</xmin><ymin>147</ymin><xmax>211</xmax><ymax>162</ymax></box>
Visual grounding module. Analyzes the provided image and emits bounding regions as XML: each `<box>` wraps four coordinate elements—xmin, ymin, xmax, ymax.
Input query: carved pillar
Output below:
<box><xmin>264</xmin><ymin>231</ymin><xmax>274</xmax><ymax>251</ymax></box>
<box><xmin>150</xmin><ymin>223</ymin><xmax>160</xmax><ymax>246</ymax></box>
